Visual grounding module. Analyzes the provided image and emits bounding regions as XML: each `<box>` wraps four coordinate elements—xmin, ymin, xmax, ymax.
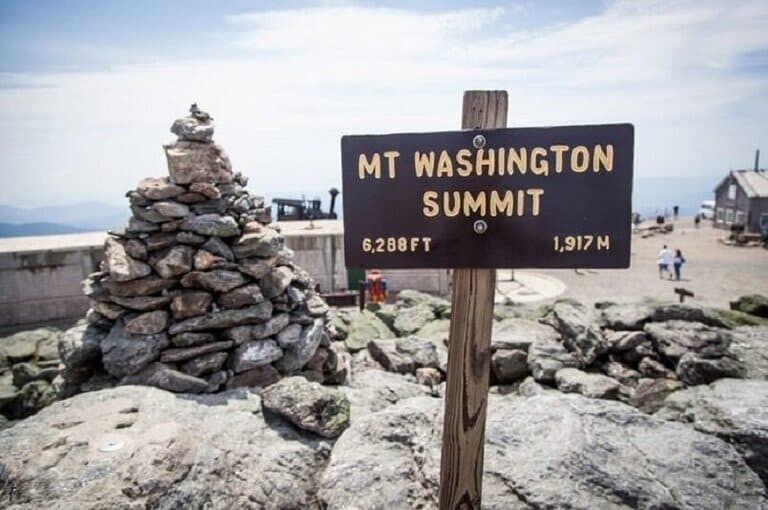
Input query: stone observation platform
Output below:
<box><xmin>0</xmin><ymin>220</ymin><xmax>453</xmax><ymax>331</ymax></box>
<box><xmin>0</xmin><ymin>228</ymin><xmax>571</xmax><ymax>332</ymax></box>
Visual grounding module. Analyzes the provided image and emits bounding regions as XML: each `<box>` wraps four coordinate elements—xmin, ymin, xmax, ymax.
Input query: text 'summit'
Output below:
<box><xmin>356</xmin><ymin>144</ymin><xmax>614</xmax><ymax>218</ymax></box>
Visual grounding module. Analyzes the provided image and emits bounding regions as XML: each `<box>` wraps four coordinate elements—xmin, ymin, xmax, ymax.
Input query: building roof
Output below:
<box><xmin>734</xmin><ymin>170</ymin><xmax>768</xmax><ymax>198</ymax></box>
<box><xmin>718</xmin><ymin>170</ymin><xmax>768</xmax><ymax>198</ymax></box>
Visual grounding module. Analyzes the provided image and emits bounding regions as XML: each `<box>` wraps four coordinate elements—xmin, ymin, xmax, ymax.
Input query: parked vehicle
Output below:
<box><xmin>699</xmin><ymin>200</ymin><xmax>715</xmax><ymax>220</ymax></box>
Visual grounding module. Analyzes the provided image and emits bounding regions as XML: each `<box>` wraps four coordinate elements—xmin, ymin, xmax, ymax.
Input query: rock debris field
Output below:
<box><xmin>1</xmin><ymin>109</ymin><xmax>768</xmax><ymax>508</ymax></box>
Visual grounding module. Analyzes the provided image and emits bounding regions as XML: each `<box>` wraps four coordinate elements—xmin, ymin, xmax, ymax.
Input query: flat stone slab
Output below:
<box><xmin>319</xmin><ymin>392</ymin><xmax>767</xmax><ymax>509</ymax></box>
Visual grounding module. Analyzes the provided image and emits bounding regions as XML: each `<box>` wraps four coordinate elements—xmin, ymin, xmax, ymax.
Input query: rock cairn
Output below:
<box><xmin>58</xmin><ymin>105</ymin><xmax>344</xmax><ymax>395</ymax></box>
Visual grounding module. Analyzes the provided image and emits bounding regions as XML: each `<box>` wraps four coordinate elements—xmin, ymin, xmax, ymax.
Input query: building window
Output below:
<box><xmin>735</xmin><ymin>211</ymin><xmax>745</xmax><ymax>225</ymax></box>
<box><xmin>728</xmin><ymin>184</ymin><xmax>737</xmax><ymax>200</ymax></box>
<box><xmin>716</xmin><ymin>208</ymin><xmax>724</xmax><ymax>223</ymax></box>
<box><xmin>726</xmin><ymin>209</ymin><xmax>734</xmax><ymax>224</ymax></box>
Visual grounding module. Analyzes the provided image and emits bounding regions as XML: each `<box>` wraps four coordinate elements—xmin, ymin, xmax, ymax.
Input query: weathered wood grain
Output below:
<box><xmin>439</xmin><ymin>90</ymin><xmax>508</xmax><ymax>510</ymax></box>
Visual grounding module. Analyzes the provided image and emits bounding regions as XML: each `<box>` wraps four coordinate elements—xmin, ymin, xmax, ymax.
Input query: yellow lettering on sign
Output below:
<box><xmin>456</xmin><ymin>149</ymin><xmax>473</xmax><ymax>177</ymax></box>
<box><xmin>527</xmin><ymin>188</ymin><xmax>544</xmax><ymax>216</ymax></box>
<box><xmin>358</xmin><ymin>153</ymin><xmax>381</xmax><ymax>179</ymax></box>
<box><xmin>571</xmin><ymin>146</ymin><xmax>589</xmax><ymax>173</ymax></box>
<box><xmin>489</xmin><ymin>190</ymin><xmax>514</xmax><ymax>217</ymax></box>
<box><xmin>422</xmin><ymin>191</ymin><xmax>439</xmax><ymax>217</ymax></box>
<box><xmin>436</xmin><ymin>150</ymin><xmax>453</xmax><ymax>178</ymax></box>
<box><xmin>593</xmin><ymin>144</ymin><xmax>614</xmax><ymax>172</ymax></box>
<box><xmin>507</xmin><ymin>148</ymin><xmax>527</xmax><ymax>175</ymax></box>
<box><xmin>549</xmin><ymin>145</ymin><xmax>568</xmax><ymax>174</ymax></box>
<box><xmin>476</xmin><ymin>149</ymin><xmax>494</xmax><ymax>176</ymax></box>
<box><xmin>444</xmin><ymin>191</ymin><xmax>461</xmax><ymax>217</ymax></box>
<box><xmin>531</xmin><ymin>147</ymin><xmax>549</xmax><ymax>176</ymax></box>
<box><xmin>383</xmin><ymin>151</ymin><xmax>399</xmax><ymax>178</ymax></box>
<box><xmin>414</xmin><ymin>151</ymin><xmax>435</xmax><ymax>178</ymax></box>
<box><xmin>463</xmin><ymin>190</ymin><xmax>486</xmax><ymax>216</ymax></box>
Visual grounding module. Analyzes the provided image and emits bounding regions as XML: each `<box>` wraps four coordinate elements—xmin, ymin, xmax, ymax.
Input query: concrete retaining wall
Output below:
<box><xmin>0</xmin><ymin>221</ymin><xmax>450</xmax><ymax>331</ymax></box>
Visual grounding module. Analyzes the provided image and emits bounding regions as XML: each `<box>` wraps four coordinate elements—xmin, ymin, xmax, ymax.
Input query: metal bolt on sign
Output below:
<box><xmin>473</xmin><ymin>219</ymin><xmax>488</xmax><ymax>234</ymax></box>
<box><xmin>472</xmin><ymin>134</ymin><xmax>486</xmax><ymax>149</ymax></box>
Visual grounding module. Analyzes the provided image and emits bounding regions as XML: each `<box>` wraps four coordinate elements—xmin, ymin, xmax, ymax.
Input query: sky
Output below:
<box><xmin>0</xmin><ymin>0</ymin><xmax>766</xmax><ymax>208</ymax></box>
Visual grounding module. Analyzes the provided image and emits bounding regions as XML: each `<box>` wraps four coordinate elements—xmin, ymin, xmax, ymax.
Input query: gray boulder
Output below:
<box><xmin>601</xmin><ymin>359</ymin><xmax>641</xmax><ymax>386</ymax></box>
<box><xmin>644</xmin><ymin>320</ymin><xmax>732</xmax><ymax>363</ymax></box>
<box><xmin>230</xmin><ymin>340</ymin><xmax>282</xmax><ymax>373</ymax></box>
<box><xmin>491</xmin><ymin>318</ymin><xmax>560</xmax><ymax>351</ymax></box>
<box><xmin>104</xmin><ymin>238</ymin><xmax>151</xmax><ymax>282</ymax></box>
<box><xmin>136</xmin><ymin>177</ymin><xmax>185</xmax><ymax>200</ymax></box>
<box><xmin>261</xmin><ymin>376</ymin><xmax>350</xmax><ymax>438</ymax></box>
<box><xmin>232</xmin><ymin>228</ymin><xmax>283</xmax><ymax>258</ymax></box>
<box><xmin>2</xmin><ymin>328</ymin><xmax>61</xmax><ymax>364</ymax></box>
<box><xmin>58</xmin><ymin>324</ymin><xmax>105</xmax><ymax>367</ymax></box>
<box><xmin>555</xmin><ymin>368</ymin><xmax>620</xmax><ymax>399</ymax></box>
<box><xmin>180</xmin><ymin>213</ymin><xmax>239</xmax><ymax>237</ymax></box>
<box><xmin>414</xmin><ymin>318</ymin><xmax>450</xmax><ymax>343</ymax></box>
<box><xmin>600</xmin><ymin>302</ymin><xmax>653</xmax><ymax>330</ymax></box>
<box><xmin>368</xmin><ymin>336</ymin><xmax>439</xmax><ymax>374</ymax></box>
<box><xmin>527</xmin><ymin>340</ymin><xmax>581</xmax><ymax>383</ymax></box>
<box><xmin>396</xmin><ymin>289</ymin><xmax>450</xmax><ymax>316</ymax></box>
<box><xmin>319</xmin><ymin>392</ymin><xmax>767</xmax><ymax>509</ymax></box>
<box><xmin>122</xmin><ymin>362</ymin><xmax>208</xmax><ymax>393</ymax></box>
<box><xmin>541</xmin><ymin>299</ymin><xmax>608</xmax><ymax>364</ymax></box>
<box><xmin>658</xmin><ymin>378</ymin><xmax>768</xmax><ymax>484</ymax></box>
<box><xmin>728</xmin><ymin>326</ymin><xmax>768</xmax><ymax>379</ymax></box>
<box><xmin>606</xmin><ymin>330</ymin><xmax>647</xmax><ymax>352</ymax></box>
<box><xmin>274</xmin><ymin>319</ymin><xmax>326</xmax><ymax>373</ymax></box>
<box><xmin>318</xmin><ymin>397</ymin><xmax>441</xmax><ymax>509</ymax></box>
<box><xmin>171</xmin><ymin>114</ymin><xmax>214</xmax><ymax>142</ymax></box>
<box><xmin>168</xmin><ymin>301</ymin><xmax>273</xmax><ymax>334</ymax></box>
<box><xmin>344</xmin><ymin>310</ymin><xmax>394</xmax><ymax>352</ymax></box>
<box><xmin>392</xmin><ymin>304</ymin><xmax>435</xmax><ymax>336</ymax></box>
<box><xmin>731</xmin><ymin>294</ymin><xmax>768</xmax><ymax>318</ymax></box>
<box><xmin>5</xmin><ymin>379</ymin><xmax>56</xmax><ymax>419</ymax></box>
<box><xmin>260</xmin><ymin>266</ymin><xmax>294</xmax><ymax>299</ymax></box>
<box><xmin>491</xmin><ymin>349</ymin><xmax>529</xmax><ymax>383</ymax></box>
<box><xmin>651</xmin><ymin>303</ymin><xmax>730</xmax><ymax>328</ymax></box>
<box><xmin>676</xmin><ymin>351</ymin><xmax>744</xmax><ymax>385</ymax></box>
<box><xmin>340</xmin><ymin>369</ymin><xmax>433</xmax><ymax>420</ymax></box>
<box><xmin>101</xmin><ymin>322</ymin><xmax>170</xmax><ymax>378</ymax></box>
<box><xmin>629</xmin><ymin>377</ymin><xmax>684</xmax><ymax>413</ymax></box>
<box><xmin>0</xmin><ymin>385</ymin><xmax>329</xmax><ymax>508</ymax></box>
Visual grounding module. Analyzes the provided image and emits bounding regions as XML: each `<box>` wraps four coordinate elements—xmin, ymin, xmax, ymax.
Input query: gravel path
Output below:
<box><xmin>536</xmin><ymin>217</ymin><xmax>768</xmax><ymax>308</ymax></box>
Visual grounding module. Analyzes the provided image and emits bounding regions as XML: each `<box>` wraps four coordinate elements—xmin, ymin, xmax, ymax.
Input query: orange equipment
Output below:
<box><xmin>365</xmin><ymin>269</ymin><xmax>388</xmax><ymax>303</ymax></box>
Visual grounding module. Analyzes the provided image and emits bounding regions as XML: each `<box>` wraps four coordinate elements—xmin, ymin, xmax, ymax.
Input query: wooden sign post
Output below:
<box><xmin>438</xmin><ymin>90</ymin><xmax>506</xmax><ymax>509</ymax></box>
<box><xmin>339</xmin><ymin>90</ymin><xmax>634</xmax><ymax>510</ymax></box>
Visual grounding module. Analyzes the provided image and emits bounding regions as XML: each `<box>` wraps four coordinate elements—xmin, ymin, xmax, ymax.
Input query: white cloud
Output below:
<box><xmin>0</xmin><ymin>0</ymin><xmax>766</xmax><ymax>207</ymax></box>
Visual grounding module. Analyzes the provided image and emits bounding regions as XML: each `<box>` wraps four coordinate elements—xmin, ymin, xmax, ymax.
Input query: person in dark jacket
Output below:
<box><xmin>673</xmin><ymin>249</ymin><xmax>686</xmax><ymax>280</ymax></box>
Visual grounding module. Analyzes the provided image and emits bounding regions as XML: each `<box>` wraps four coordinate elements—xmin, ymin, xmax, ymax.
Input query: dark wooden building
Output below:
<box><xmin>713</xmin><ymin>169</ymin><xmax>768</xmax><ymax>233</ymax></box>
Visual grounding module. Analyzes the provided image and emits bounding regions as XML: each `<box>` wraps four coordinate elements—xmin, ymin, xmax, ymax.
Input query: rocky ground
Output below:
<box><xmin>1</xmin><ymin>291</ymin><xmax>767</xmax><ymax>508</ymax></box>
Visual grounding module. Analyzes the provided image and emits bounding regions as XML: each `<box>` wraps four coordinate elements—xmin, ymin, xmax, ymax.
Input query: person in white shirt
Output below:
<box><xmin>657</xmin><ymin>245</ymin><xmax>673</xmax><ymax>279</ymax></box>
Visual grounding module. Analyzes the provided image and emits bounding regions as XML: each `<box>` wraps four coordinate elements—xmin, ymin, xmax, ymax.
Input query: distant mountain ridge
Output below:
<box><xmin>0</xmin><ymin>222</ymin><xmax>89</xmax><ymax>237</ymax></box>
<box><xmin>0</xmin><ymin>202</ymin><xmax>126</xmax><ymax>237</ymax></box>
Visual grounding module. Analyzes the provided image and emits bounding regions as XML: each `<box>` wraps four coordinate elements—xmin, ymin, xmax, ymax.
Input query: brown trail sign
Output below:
<box><xmin>340</xmin><ymin>90</ymin><xmax>634</xmax><ymax>509</ymax></box>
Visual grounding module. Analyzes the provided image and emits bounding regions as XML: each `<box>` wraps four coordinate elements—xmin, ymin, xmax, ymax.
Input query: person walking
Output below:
<box><xmin>673</xmin><ymin>249</ymin><xmax>686</xmax><ymax>281</ymax></box>
<box><xmin>657</xmin><ymin>245</ymin><xmax>673</xmax><ymax>279</ymax></box>
<box><xmin>694</xmin><ymin>214</ymin><xmax>701</xmax><ymax>228</ymax></box>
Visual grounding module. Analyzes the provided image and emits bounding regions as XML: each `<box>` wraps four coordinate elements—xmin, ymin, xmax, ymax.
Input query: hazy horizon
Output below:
<box><xmin>1</xmin><ymin>0</ymin><xmax>767</xmax><ymax>208</ymax></box>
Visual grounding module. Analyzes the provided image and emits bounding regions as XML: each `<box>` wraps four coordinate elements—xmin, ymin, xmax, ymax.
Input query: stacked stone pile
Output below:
<box><xmin>58</xmin><ymin>105</ymin><xmax>343</xmax><ymax>396</ymax></box>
